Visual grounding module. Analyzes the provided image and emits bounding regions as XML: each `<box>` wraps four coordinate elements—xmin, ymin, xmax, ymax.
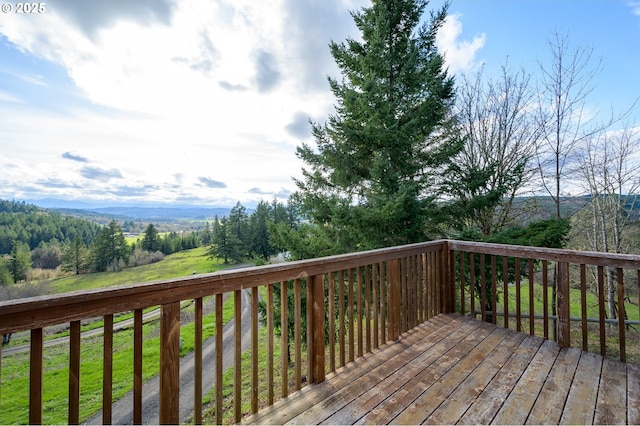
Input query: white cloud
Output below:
<box><xmin>0</xmin><ymin>90</ymin><xmax>25</xmax><ymax>104</ymax></box>
<box><xmin>627</xmin><ymin>1</ymin><xmax>640</xmax><ymax>16</ymax></box>
<box><xmin>436</xmin><ymin>14</ymin><xmax>486</xmax><ymax>75</ymax></box>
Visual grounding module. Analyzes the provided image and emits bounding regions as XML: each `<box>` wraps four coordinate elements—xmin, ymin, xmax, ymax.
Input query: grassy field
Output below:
<box><xmin>465</xmin><ymin>280</ymin><xmax>640</xmax><ymax>362</ymax></box>
<box><xmin>0</xmin><ymin>247</ymin><xmax>239</xmax><ymax>424</ymax></box>
<box><xmin>51</xmin><ymin>246</ymin><xmax>223</xmax><ymax>293</ymax></box>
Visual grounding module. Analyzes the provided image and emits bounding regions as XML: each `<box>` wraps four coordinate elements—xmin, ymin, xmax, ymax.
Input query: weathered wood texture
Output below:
<box><xmin>243</xmin><ymin>313</ymin><xmax>638</xmax><ymax>426</ymax></box>
<box><xmin>3</xmin><ymin>239</ymin><xmax>639</xmax><ymax>424</ymax></box>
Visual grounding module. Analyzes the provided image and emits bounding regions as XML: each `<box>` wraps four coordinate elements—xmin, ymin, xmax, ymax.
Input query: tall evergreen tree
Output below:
<box><xmin>0</xmin><ymin>256</ymin><xmax>13</xmax><ymax>285</ymax></box>
<box><xmin>141</xmin><ymin>223</ymin><xmax>161</xmax><ymax>252</ymax></box>
<box><xmin>249</xmin><ymin>201</ymin><xmax>273</xmax><ymax>260</ymax></box>
<box><xmin>91</xmin><ymin>220</ymin><xmax>128</xmax><ymax>272</ymax></box>
<box><xmin>61</xmin><ymin>236</ymin><xmax>89</xmax><ymax>275</ymax></box>
<box><xmin>9</xmin><ymin>240</ymin><xmax>31</xmax><ymax>282</ymax></box>
<box><xmin>208</xmin><ymin>217</ymin><xmax>243</xmax><ymax>264</ymax></box>
<box><xmin>293</xmin><ymin>0</ymin><xmax>459</xmax><ymax>255</ymax></box>
<box><xmin>228</xmin><ymin>202</ymin><xmax>249</xmax><ymax>252</ymax></box>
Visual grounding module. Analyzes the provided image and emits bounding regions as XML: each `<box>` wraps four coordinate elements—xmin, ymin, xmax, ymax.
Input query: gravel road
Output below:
<box><xmin>84</xmin><ymin>287</ymin><xmax>253</xmax><ymax>425</ymax></box>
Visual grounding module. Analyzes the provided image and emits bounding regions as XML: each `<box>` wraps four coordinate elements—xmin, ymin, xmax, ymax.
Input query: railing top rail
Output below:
<box><xmin>0</xmin><ymin>240</ymin><xmax>445</xmax><ymax>334</ymax></box>
<box><xmin>449</xmin><ymin>240</ymin><xmax>640</xmax><ymax>269</ymax></box>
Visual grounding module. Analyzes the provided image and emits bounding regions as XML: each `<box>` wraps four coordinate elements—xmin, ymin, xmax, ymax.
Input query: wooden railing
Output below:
<box><xmin>0</xmin><ymin>241</ymin><xmax>449</xmax><ymax>424</ymax></box>
<box><xmin>0</xmin><ymin>240</ymin><xmax>638</xmax><ymax>424</ymax></box>
<box><xmin>450</xmin><ymin>241</ymin><xmax>640</xmax><ymax>363</ymax></box>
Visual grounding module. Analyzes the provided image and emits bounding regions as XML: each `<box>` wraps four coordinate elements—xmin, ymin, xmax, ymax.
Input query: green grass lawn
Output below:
<box><xmin>463</xmin><ymin>279</ymin><xmax>640</xmax><ymax>362</ymax></box>
<box><xmin>51</xmin><ymin>246</ymin><xmax>224</xmax><ymax>293</ymax></box>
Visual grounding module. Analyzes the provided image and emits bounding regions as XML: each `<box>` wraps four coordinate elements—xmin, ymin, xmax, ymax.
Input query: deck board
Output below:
<box><xmin>242</xmin><ymin>313</ymin><xmax>637</xmax><ymax>426</ymax></box>
<box><xmin>560</xmin><ymin>350</ymin><xmax>602</xmax><ymax>425</ymax></box>
<box><xmin>628</xmin><ymin>362</ymin><xmax>640</xmax><ymax>425</ymax></box>
<box><xmin>594</xmin><ymin>358</ymin><xmax>628</xmax><ymax>425</ymax></box>
<box><xmin>324</xmin><ymin>319</ymin><xmax>490</xmax><ymax>425</ymax></box>
<box><xmin>491</xmin><ymin>339</ymin><xmax>560</xmax><ymax>425</ymax></box>
<box><xmin>526</xmin><ymin>346</ymin><xmax>581</xmax><ymax>425</ymax></box>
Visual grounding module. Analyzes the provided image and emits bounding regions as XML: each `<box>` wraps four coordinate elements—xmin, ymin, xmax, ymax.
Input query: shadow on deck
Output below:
<box><xmin>244</xmin><ymin>313</ymin><xmax>640</xmax><ymax>425</ymax></box>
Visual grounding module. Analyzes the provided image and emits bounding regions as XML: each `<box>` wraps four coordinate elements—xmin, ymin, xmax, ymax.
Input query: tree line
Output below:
<box><xmin>0</xmin><ymin>198</ymin><xmax>297</xmax><ymax>285</ymax></box>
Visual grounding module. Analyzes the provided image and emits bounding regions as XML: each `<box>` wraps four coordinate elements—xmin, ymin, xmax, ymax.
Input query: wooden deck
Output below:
<box><xmin>244</xmin><ymin>313</ymin><xmax>640</xmax><ymax>425</ymax></box>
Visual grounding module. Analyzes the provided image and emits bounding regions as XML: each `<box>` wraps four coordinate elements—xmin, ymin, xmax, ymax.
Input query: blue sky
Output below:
<box><xmin>0</xmin><ymin>0</ymin><xmax>638</xmax><ymax>208</ymax></box>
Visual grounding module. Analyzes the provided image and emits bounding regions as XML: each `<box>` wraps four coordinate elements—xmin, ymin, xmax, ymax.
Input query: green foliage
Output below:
<box><xmin>257</xmin><ymin>280</ymin><xmax>308</xmax><ymax>362</ymax></box>
<box><xmin>90</xmin><ymin>220</ymin><xmax>129</xmax><ymax>272</ymax></box>
<box><xmin>292</xmin><ymin>0</ymin><xmax>459</xmax><ymax>256</ymax></box>
<box><xmin>249</xmin><ymin>201</ymin><xmax>272</xmax><ymax>260</ymax></box>
<box><xmin>458</xmin><ymin>218</ymin><xmax>571</xmax><ymax>322</ymax></box>
<box><xmin>9</xmin><ymin>240</ymin><xmax>31</xmax><ymax>282</ymax></box>
<box><xmin>61</xmin><ymin>236</ymin><xmax>89</xmax><ymax>275</ymax></box>
<box><xmin>160</xmin><ymin>230</ymin><xmax>200</xmax><ymax>255</ymax></box>
<box><xmin>208</xmin><ymin>216</ymin><xmax>243</xmax><ymax>264</ymax></box>
<box><xmin>141</xmin><ymin>223</ymin><xmax>161</xmax><ymax>252</ymax></box>
<box><xmin>0</xmin><ymin>199</ymin><xmax>100</xmax><ymax>255</ymax></box>
<box><xmin>441</xmin><ymin>161</ymin><xmax>527</xmax><ymax>236</ymax></box>
<box><xmin>51</xmin><ymin>246</ymin><xmax>221</xmax><ymax>293</ymax></box>
<box><xmin>486</xmin><ymin>218</ymin><xmax>571</xmax><ymax>249</ymax></box>
<box><xmin>0</xmin><ymin>256</ymin><xmax>13</xmax><ymax>285</ymax></box>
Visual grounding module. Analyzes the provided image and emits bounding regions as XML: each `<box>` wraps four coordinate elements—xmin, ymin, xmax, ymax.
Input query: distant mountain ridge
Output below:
<box><xmin>87</xmin><ymin>206</ymin><xmax>233</xmax><ymax>220</ymax></box>
<box><xmin>23</xmin><ymin>198</ymin><xmax>236</xmax><ymax>221</ymax></box>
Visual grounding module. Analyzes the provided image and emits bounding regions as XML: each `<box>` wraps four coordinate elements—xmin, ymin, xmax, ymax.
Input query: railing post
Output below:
<box><xmin>557</xmin><ymin>262</ymin><xmax>570</xmax><ymax>348</ymax></box>
<box><xmin>159</xmin><ymin>302</ymin><xmax>180</xmax><ymax>425</ymax></box>
<box><xmin>442</xmin><ymin>240</ymin><xmax>455</xmax><ymax>313</ymax></box>
<box><xmin>309</xmin><ymin>274</ymin><xmax>326</xmax><ymax>383</ymax></box>
<box><xmin>389</xmin><ymin>259</ymin><xmax>401</xmax><ymax>341</ymax></box>
<box><xmin>29</xmin><ymin>328</ymin><xmax>43</xmax><ymax>425</ymax></box>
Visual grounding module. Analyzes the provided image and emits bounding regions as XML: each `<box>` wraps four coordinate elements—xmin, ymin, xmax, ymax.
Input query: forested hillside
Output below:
<box><xmin>0</xmin><ymin>200</ymin><xmax>101</xmax><ymax>255</ymax></box>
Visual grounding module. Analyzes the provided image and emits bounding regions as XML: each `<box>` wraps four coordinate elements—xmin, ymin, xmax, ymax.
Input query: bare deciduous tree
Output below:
<box><xmin>450</xmin><ymin>62</ymin><xmax>540</xmax><ymax>236</ymax></box>
<box><xmin>575</xmin><ymin>123</ymin><xmax>640</xmax><ymax>318</ymax></box>
<box><xmin>536</xmin><ymin>31</ymin><xmax>602</xmax><ymax>219</ymax></box>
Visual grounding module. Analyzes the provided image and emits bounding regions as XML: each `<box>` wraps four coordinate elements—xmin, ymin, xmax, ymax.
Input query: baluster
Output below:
<box><xmin>267</xmin><ymin>283</ymin><xmax>274</xmax><ymax>405</ymax></box>
<box><xmin>365</xmin><ymin>265</ymin><xmax>371</xmax><ymax>353</ymax></box>
<box><xmin>480</xmin><ymin>255</ymin><xmax>486</xmax><ymax>323</ymax></box>
<box><xmin>103</xmin><ymin>314</ymin><xmax>113</xmax><ymax>425</ymax></box>
<box><xmin>503</xmin><ymin>257</ymin><xmax>509</xmax><ymax>329</ymax></box>
<box><xmin>491</xmin><ymin>255</ymin><xmax>497</xmax><ymax>325</ymax></box>
<box><xmin>356</xmin><ymin>267</ymin><xmax>363</xmax><ymax>357</ymax></box>
<box><xmin>418</xmin><ymin>254</ymin><xmax>424</xmax><ymax>323</ymax></box>
<box><xmin>339</xmin><ymin>270</ymin><xmax>346</xmax><ymax>367</ymax></box>
<box><xmin>372</xmin><ymin>263</ymin><xmax>379</xmax><ymax>349</ymax></box>
<box><xmin>251</xmin><ymin>287</ymin><xmax>259</xmax><ymax>414</ymax></box>
<box><xmin>215</xmin><ymin>293</ymin><xmax>223</xmax><ymax>425</ymax></box>
<box><xmin>515</xmin><ymin>259</ymin><xmax>521</xmax><ymax>332</ymax></box>
<box><xmin>529</xmin><ymin>259</ymin><xmax>534</xmax><ymax>335</ymax></box>
<box><xmin>380</xmin><ymin>264</ymin><xmax>386</xmax><ymax>344</ymax></box>
<box><xmin>348</xmin><ymin>269</ymin><xmax>355</xmax><ymax>362</ymax></box>
<box><xmin>469</xmin><ymin>254</ymin><xmax>475</xmax><ymax>320</ymax></box>
<box><xmin>294</xmin><ymin>279</ymin><xmax>302</xmax><ymax>390</ymax></box>
<box><xmin>68</xmin><ymin>321</ymin><xmax>80</xmax><ymax>425</ymax></box>
<box><xmin>543</xmin><ymin>261</ymin><xmax>549</xmax><ymax>339</ymax></box>
<box><xmin>306</xmin><ymin>276</ymin><xmax>313</xmax><ymax>385</ymax></box>
<box><xmin>29</xmin><ymin>328</ymin><xmax>43</xmax><ymax>425</ymax></box>
<box><xmin>194</xmin><ymin>298</ymin><xmax>203</xmax><ymax>424</ymax></box>
<box><xmin>234</xmin><ymin>290</ymin><xmax>242</xmax><ymax>423</ymax></box>
<box><xmin>580</xmin><ymin>265</ymin><xmax>587</xmax><ymax>350</ymax></box>
<box><xmin>133</xmin><ymin>309</ymin><xmax>143</xmax><ymax>425</ymax></box>
<box><xmin>617</xmin><ymin>268</ymin><xmax>626</xmax><ymax>362</ymax></box>
<box><xmin>280</xmin><ymin>282</ymin><xmax>288</xmax><ymax>399</ymax></box>
<box><xmin>389</xmin><ymin>259</ymin><xmax>400</xmax><ymax>341</ymax></box>
<box><xmin>309</xmin><ymin>274</ymin><xmax>325</xmax><ymax>383</ymax></box>
<box><xmin>159</xmin><ymin>304</ymin><xmax>179</xmax><ymax>425</ymax></box>
<box><xmin>328</xmin><ymin>273</ymin><xmax>336</xmax><ymax>372</ymax></box>
<box><xmin>598</xmin><ymin>266</ymin><xmax>606</xmax><ymax>355</ymax></box>
<box><xmin>557</xmin><ymin>262</ymin><xmax>570</xmax><ymax>348</ymax></box>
